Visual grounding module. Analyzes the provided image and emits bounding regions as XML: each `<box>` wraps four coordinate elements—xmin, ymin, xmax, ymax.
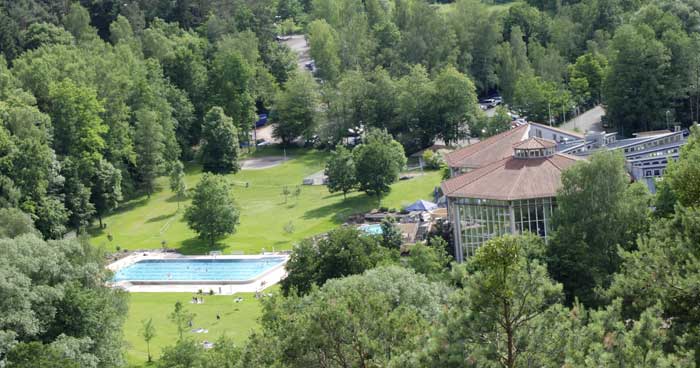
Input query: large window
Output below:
<box><xmin>452</xmin><ymin>197</ymin><xmax>555</xmax><ymax>258</ymax></box>
<box><xmin>512</xmin><ymin>198</ymin><xmax>554</xmax><ymax>240</ymax></box>
<box><xmin>453</xmin><ymin>198</ymin><xmax>511</xmax><ymax>258</ymax></box>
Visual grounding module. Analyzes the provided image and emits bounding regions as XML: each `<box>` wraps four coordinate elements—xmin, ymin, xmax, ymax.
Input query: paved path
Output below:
<box><xmin>241</xmin><ymin>156</ymin><xmax>289</xmax><ymax>170</ymax></box>
<box><xmin>561</xmin><ymin>105</ymin><xmax>605</xmax><ymax>133</ymax></box>
<box><xmin>281</xmin><ymin>35</ymin><xmax>310</xmax><ymax>70</ymax></box>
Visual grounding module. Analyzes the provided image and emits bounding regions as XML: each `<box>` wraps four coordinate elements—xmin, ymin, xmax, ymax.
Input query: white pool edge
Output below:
<box><xmin>106</xmin><ymin>252</ymin><xmax>289</xmax><ymax>295</ymax></box>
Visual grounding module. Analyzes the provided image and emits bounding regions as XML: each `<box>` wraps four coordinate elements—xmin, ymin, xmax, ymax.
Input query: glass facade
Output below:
<box><xmin>452</xmin><ymin>197</ymin><xmax>555</xmax><ymax>259</ymax></box>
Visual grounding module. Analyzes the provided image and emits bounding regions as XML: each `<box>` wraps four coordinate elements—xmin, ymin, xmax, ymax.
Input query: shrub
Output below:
<box><xmin>284</xmin><ymin>221</ymin><xmax>295</xmax><ymax>234</ymax></box>
<box><xmin>422</xmin><ymin>150</ymin><xmax>444</xmax><ymax>170</ymax></box>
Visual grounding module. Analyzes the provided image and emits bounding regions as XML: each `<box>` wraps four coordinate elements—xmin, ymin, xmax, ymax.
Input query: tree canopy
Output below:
<box><xmin>201</xmin><ymin>107</ymin><xmax>241</xmax><ymax>174</ymax></box>
<box><xmin>547</xmin><ymin>151</ymin><xmax>651</xmax><ymax>306</ymax></box>
<box><xmin>353</xmin><ymin>129</ymin><xmax>406</xmax><ymax>203</ymax></box>
<box><xmin>0</xmin><ymin>233</ymin><xmax>128</xmax><ymax>367</ymax></box>
<box><xmin>184</xmin><ymin>173</ymin><xmax>240</xmax><ymax>247</ymax></box>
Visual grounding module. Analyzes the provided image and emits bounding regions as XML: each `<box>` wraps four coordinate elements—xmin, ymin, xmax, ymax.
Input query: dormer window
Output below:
<box><xmin>512</xmin><ymin>138</ymin><xmax>556</xmax><ymax>159</ymax></box>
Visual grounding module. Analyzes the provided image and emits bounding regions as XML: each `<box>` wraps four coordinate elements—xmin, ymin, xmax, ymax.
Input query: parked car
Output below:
<box><xmin>255</xmin><ymin>114</ymin><xmax>268</xmax><ymax>128</ymax></box>
<box><xmin>275</xmin><ymin>35</ymin><xmax>292</xmax><ymax>41</ymax></box>
<box><xmin>479</xmin><ymin>97</ymin><xmax>502</xmax><ymax>108</ymax></box>
<box><xmin>479</xmin><ymin>99</ymin><xmax>494</xmax><ymax>108</ymax></box>
<box><xmin>305</xmin><ymin>61</ymin><xmax>315</xmax><ymax>71</ymax></box>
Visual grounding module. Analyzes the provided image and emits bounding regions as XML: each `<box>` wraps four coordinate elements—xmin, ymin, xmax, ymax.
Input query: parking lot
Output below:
<box><xmin>281</xmin><ymin>35</ymin><xmax>310</xmax><ymax>70</ymax></box>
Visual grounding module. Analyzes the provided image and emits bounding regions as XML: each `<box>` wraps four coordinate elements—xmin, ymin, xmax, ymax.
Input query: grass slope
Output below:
<box><xmin>124</xmin><ymin>290</ymin><xmax>271</xmax><ymax>367</ymax></box>
<box><xmin>91</xmin><ymin>148</ymin><xmax>440</xmax><ymax>255</ymax></box>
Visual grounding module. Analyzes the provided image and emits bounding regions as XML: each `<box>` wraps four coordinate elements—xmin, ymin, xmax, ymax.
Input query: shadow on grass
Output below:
<box><xmin>302</xmin><ymin>194</ymin><xmax>373</xmax><ymax>223</ymax></box>
<box><xmin>183</xmin><ymin>162</ymin><xmax>203</xmax><ymax>175</ymax></box>
<box><xmin>178</xmin><ymin>237</ymin><xmax>226</xmax><ymax>255</ymax></box>
<box><xmin>146</xmin><ymin>212</ymin><xmax>177</xmax><ymax>223</ymax></box>
<box><xmin>113</xmin><ymin>197</ymin><xmax>150</xmax><ymax>216</ymax></box>
<box><xmin>165</xmin><ymin>194</ymin><xmax>187</xmax><ymax>203</ymax></box>
<box><xmin>86</xmin><ymin>197</ymin><xmax>150</xmax><ymax>236</ymax></box>
<box><xmin>87</xmin><ymin>226</ymin><xmax>105</xmax><ymax>237</ymax></box>
<box><xmin>322</xmin><ymin>192</ymin><xmax>345</xmax><ymax>200</ymax></box>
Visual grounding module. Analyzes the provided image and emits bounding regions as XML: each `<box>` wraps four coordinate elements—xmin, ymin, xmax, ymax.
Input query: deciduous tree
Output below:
<box><xmin>280</xmin><ymin>226</ymin><xmax>398</xmax><ymax>296</ymax></box>
<box><xmin>169</xmin><ymin>161</ymin><xmax>187</xmax><ymax>210</ymax></box>
<box><xmin>90</xmin><ymin>159</ymin><xmax>122</xmax><ymax>228</ymax></box>
<box><xmin>380</xmin><ymin>217</ymin><xmax>402</xmax><ymax>249</ymax></box>
<box><xmin>569</xmin><ymin>52</ymin><xmax>607</xmax><ymax>105</ymax></box>
<box><xmin>140</xmin><ymin>318</ymin><xmax>156</xmax><ymax>363</ymax></box>
<box><xmin>324</xmin><ymin>145</ymin><xmax>357</xmax><ymax>199</ymax></box>
<box><xmin>397</xmin><ymin>234</ymin><xmax>562</xmax><ymax>368</ymax></box>
<box><xmin>353</xmin><ymin>129</ymin><xmax>406</xmax><ymax>204</ymax></box>
<box><xmin>184</xmin><ymin>173</ymin><xmax>239</xmax><ymax>247</ymax></box>
<box><xmin>431</xmin><ymin>66</ymin><xmax>479</xmax><ymax>145</ymax></box>
<box><xmin>47</xmin><ymin>80</ymin><xmax>107</xmax><ymax>163</ymax></box>
<box><xmin>0</xmin><ymin>208</ymin><xmax>38</xmax><ymax>239</ymax></box>
<box><xmin>208</xmin><ymin>41</ymin><xmax>256</xmax><ymax>139</ymax></box>
<box><xmin>168</xmin><ymin>301</ymin><xmax>196</xmax><ymax>341</ymax></box>
<box><xmin>0</xmin><ymin>234</ymin><xmax>128</xmax><ymax>367</ymax></box>
<box><xmin>271</xmin><ymin>72</ymin><xmax>321</xmax><ymax>145</ymax></box>
<box><xmin>307</xmin><ymin>19</ymin><xmax>341</xmax><ymax>82</ymax></box>
<box><xmin>134</xmin><ymin>109</ymin><xmax>165</xmax><ymax>198</ymax></box>
<box><xmin>547</xmin><ymin>151</ymin><xmax>652</xmax><ymax>306</ymax></box>
<box><xmin>604</xmin><ymin>24</ymin><xmax>670</xmax><ymax>135</ymax></box>
<box><xmin>663</xmin><ymin>124</ymin><xmax>700</xmax><ymax>208</ymax></box>
<box><xmin>201</xmin><ymin>107</ymin><xmax>240</xmax><ymax>174</ymax></box>
<box><xmin>248</xmin><ymin>266</ymin><xmax>451</xmax><ymax>367</ymax></box>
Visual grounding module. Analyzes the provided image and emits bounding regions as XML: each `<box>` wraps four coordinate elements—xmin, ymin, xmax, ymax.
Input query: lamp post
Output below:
<box><xmin>665</xmin><ymin>110</ymin><xmax>671</xmax><ymax>130</ymax></box>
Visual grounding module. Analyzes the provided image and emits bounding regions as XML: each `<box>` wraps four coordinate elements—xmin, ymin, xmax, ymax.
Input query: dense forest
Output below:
<box><xmin>2</xmin><ymin>0</ymin><xmax>700</xmax><ymax>238</ymax></box>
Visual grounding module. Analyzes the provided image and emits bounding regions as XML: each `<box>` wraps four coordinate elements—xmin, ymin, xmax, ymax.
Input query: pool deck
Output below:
<box><xmin>107</xmin><ymin>252</ymin><xmax>289</xmax><ymax>295</ymax></box>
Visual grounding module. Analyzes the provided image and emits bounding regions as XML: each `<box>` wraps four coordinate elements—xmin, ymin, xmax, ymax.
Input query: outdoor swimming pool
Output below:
<box><xmin>359</xmin><ymin>223</ymin><xmax>383</xmax><ymax>235</ymax></box>
<box><xmin>112</xmin><ymin>257</ymin><xmax>286</xmax><ymax>282</ymax></box>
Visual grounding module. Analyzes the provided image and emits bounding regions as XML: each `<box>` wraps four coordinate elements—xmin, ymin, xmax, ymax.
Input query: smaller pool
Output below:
<box><xmin>113</xmin><ymin>257</ymin><xmax>286</xmax><ymax>282</ymax></box>
<box><xmin>359</xmin><ymin>223</ymin><xmax>383</xmax><ymax>235</ymax></box>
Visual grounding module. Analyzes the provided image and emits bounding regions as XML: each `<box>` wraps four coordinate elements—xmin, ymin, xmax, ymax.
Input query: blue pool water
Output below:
<box><xmin>359</xmin><ymin>224</ymin><xmax>383</xmax><ymax>235</ymax></box>
<box><xmin>113</xmin><ymin>257</ymin><xmax>286</xmax><ymax>282</ymax></box>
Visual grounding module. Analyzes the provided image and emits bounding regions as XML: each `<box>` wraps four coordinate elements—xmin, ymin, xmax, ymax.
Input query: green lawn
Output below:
<box><xmin>99</xmin><ymin>148</ymin><xmax>440</xmax><ymax>366</ymax></box>
<box><xmin>90</xmin><ymin>148</ymin><xmax>441</xmax><ymax>255</ymax></box>
<box><xmin>123</xmin><ymin>290</ymin><xmax>273</xmax><ymax>367</ymax></box>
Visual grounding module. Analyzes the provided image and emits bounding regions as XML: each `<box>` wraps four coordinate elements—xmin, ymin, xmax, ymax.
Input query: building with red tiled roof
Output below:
<box><xmin>442</xmin><ymin>137</ymin><xmax>583</xmax><ymax>262</ymax></box>
<box><xmin>445</xmin><ymin>124</ymin><xmax>530</xmax><ymax>174</ymax></box>
<box><xmin>512</xmin><ymin>137</ymin><xmax>557</xmax><ymax>150</ymax></box>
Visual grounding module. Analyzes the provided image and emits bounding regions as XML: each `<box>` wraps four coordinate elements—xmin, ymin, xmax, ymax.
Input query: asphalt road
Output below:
<box><xmin>561</xmin><ymin>105</ymin><xmax>605</xmax><ymax>132</ymax></box>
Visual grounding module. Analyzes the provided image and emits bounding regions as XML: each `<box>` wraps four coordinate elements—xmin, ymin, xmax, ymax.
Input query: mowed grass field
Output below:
<box><xmin>90</xmin><ymin>148</ymin><xmax>441</xmax><ymax>255</ymax></box>
<box><xmin>96</xmin><ymin>148</ymin><xmax>440</xmax><ymax>366</ymax></box>
<box><xmin>123</xmin><ymin>289</ymin><xmax>275</xmax><ymax>367</ymax></box>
